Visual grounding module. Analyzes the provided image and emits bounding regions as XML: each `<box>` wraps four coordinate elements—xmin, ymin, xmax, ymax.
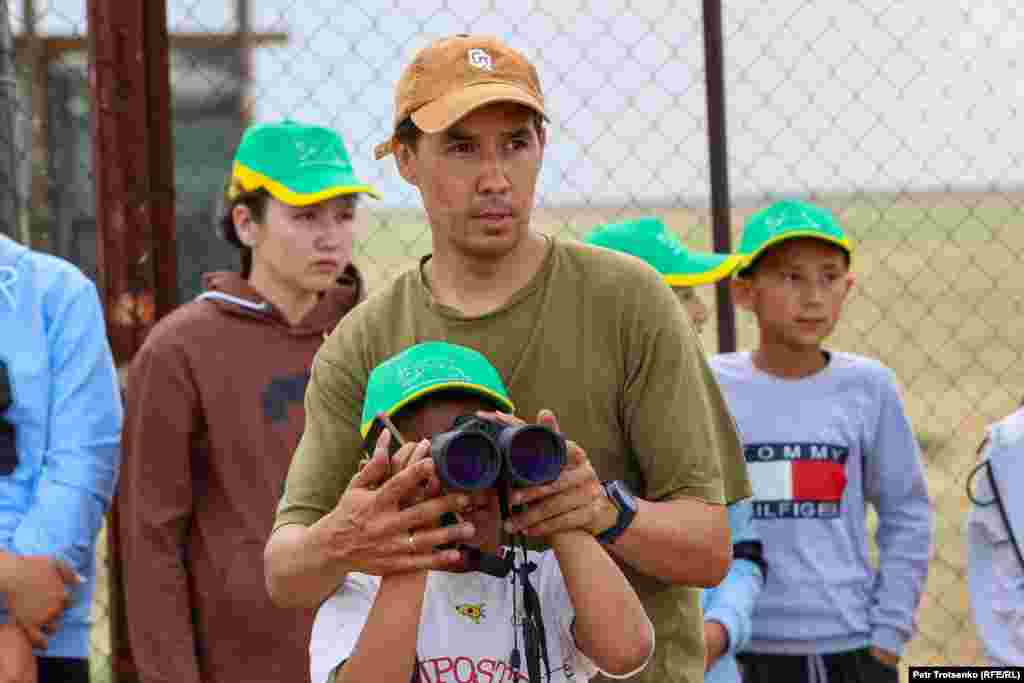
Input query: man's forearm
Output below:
<box><xmin>265</xmin><ymin>524</ymin><xmax>349</xmax><ymax>608</ymax></box>
<box><xmin>606</xmin><ymin>497</ymin><xmax>730</xmax><ymax>586</ymax></box>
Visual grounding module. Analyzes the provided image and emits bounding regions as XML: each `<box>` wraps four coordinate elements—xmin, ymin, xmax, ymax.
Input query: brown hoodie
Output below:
<box><xmin>117</xmin><ymin>267</ymin><xmax>363</xmax><ymax>683</ymax></box>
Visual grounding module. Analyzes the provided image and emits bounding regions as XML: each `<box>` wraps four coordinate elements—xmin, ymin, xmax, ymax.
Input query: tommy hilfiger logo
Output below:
<box><xmin>468</xmin><ymin>48</ymin><xmax>494</xmax><ymax>71</ymax></box>
<box><xmin>745</xmin><ymin>442</ymin><xmax>850</xmax><ymax>519</ymax></box>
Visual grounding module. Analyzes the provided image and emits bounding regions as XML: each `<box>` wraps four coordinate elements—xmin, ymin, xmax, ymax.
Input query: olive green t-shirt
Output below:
<box><xmin>277</xmin><ymin>236</ymin><xmax>750</xmax><ymax>683</ymax></box>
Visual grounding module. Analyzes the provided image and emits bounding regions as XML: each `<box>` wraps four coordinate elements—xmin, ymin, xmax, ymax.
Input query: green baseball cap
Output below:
<box><xmin>582</xmin><ymin>217</ymin><xmax>742</xmax><ymax>286</ymax></box>
<box><xmin>228</xmin><ymin>119</ymin><xmax>381</xmax><ymax>206</ymax></box>
<box><xmin>737</xmin><ymin>200</ymin><xmax>852</xmax><ymax>272</ymax></box>
<box><xmin>360</xmin><ymin>341</ymin><xmax>515</xmax><ymax>437</ymax></box>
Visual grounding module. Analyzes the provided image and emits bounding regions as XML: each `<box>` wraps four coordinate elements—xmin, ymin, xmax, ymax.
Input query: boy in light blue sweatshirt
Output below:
<box><xmin>709</xmin><ymin>201</ymin><xmax>931</xmax><ymax>683</ymax></box>
<box><xmin>0</xmin><ymin>234</ymin><xmax>122</xmax><ymax>682</ymax></box>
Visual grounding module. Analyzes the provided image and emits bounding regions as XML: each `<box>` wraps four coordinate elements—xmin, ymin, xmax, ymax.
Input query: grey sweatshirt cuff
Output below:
<box><xmin>872</xmin><ymin>626</ymin><xmax>908</xmax><ymax>657</ymax></box>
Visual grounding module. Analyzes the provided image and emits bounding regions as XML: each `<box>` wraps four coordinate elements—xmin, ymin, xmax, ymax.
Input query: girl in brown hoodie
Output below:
<box><xmin>117</xmin><ymin>120</ymin><xmax>380</xmax><ymax>683</ymax></box>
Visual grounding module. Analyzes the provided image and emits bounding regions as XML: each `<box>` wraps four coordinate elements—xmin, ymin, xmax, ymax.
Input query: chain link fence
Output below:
<box><xmin>9</xmin><ymin>0</ymin><xmax>1024</xmax><ymax>679</ymax></box>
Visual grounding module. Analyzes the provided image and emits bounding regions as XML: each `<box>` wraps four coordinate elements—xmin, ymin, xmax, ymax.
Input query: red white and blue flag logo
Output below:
<box><xmin>745</xmin><ymin>442</ymin><xmax>849</xmax><ymax>519</ymax></box>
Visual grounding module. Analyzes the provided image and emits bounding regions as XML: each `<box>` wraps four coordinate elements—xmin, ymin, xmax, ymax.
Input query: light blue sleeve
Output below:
<box><xmin>703</xmin><ymin>500</ymin><xmax>764</xmax><ymax>656</ymax></box>
<box><xmin>864</xmin><ymin>369</ymin><xmax>932</xmax><ymax>656</ymax></box>
<box><xmin>11</xmin><ymin>276</ymin><xmax>122</xmax><ymax>577</ymax></box>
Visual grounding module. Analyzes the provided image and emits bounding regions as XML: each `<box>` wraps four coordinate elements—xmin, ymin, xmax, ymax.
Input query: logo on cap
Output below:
<box><xmin>398</xmin><ymin>359</ymin><xmax>470</xmax><ymax>392</ymax></box>
<box><xmin>468</xmin><ymin>48</ymin><xmax>494</xmax><ymax>71</ymax></box>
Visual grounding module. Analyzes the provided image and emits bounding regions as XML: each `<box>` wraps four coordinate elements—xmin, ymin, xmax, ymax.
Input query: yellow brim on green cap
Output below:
<box><xmin>230</xmin><ymin>161</ymin><xmax>382</xmax><ymax>205</ymax></box>
<box><xmin>737</xmin><ymin>200</ymin><xmax>852</xmax><ymax>272</ymax></box>
<box><xmin>583</xmin><ymin>217</ymin><xmax>742</xmax><ymax>286</ymax></box>
<box><xmin>228</xmin><ymin>120</ymin><xmax>382</xmax><ymax>205</ymax></box>
<box><xmin>359</xmin><ymin>342</ymin><xmax>515</xmax><ymax>437</ymax></box>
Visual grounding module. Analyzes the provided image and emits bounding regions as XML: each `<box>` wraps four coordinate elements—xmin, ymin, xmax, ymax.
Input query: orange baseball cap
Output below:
<box><xmin>374</xmin><ymin>34</ymin><xmax>548</xmax><ymax>160</ymax></box>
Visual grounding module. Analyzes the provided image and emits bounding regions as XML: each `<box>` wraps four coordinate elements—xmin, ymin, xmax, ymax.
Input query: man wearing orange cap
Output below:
<box><xmin>266</xmin><ymin>35</ymin><xmax>750</xmax><ymax>683</ymax></box>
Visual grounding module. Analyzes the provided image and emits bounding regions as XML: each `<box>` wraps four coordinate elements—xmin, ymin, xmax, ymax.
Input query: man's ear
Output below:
<box><xmin>232</xmin><ymin>204</ymin><xmax>259</xmax><ymax>248</ymax></box>
<box><xmin>730</xmin><ymin>277</ymin><xmax>756</xmax><ymax>313</ymax></box>
<box><xmin>395</xmin><ymin>143</ymin><xmax>419</xmax><ymax>187</ymax></box>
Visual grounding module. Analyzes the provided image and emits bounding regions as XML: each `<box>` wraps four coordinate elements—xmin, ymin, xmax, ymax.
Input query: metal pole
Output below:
<box><xmin>0</xmin><ymin>0</ymin><xmax>17</xmax><ymax>239</ymax></box>
<box><xmin>702</xmin><ymin>0</ymin><xmax>737</xmax><ymax>353</ymax></box>
<box><xmin>236</xmin><ymin>0</ymin><xmax>253</xmax><ymax>128</ymax></box>
<box><xmin>87</xmin><ymin>0</ymin><xmax>175</xmax><ymax>680</ymax></box>
<box><xmin>23</xmin><ymin>0</ymin><xmax>48</xmax><ymax>250</ymax></box>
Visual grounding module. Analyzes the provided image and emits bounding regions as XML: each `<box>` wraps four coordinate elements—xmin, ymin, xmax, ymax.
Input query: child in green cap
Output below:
<box><xmin>220</xmin><ymin>119</ymin><xmax>380</xmax><ymax>322</ymax></box>
<box><xmin>708</xmin><ymin>200</ymin><xmax>932</xmax><ymax>683</ymax></box>
<box><xmin>582</xmin><ymin>216</ymin><xmax>742</xmax><ymax>335</ymax></box>
<box><xmin>311</xmin><ymin>341</ymin><xmax>654</xmax><ymax>683</ymax></box>
<box><xmin>583</xmin><ymin>217</ymin><xmax>763</xmax><ymax>683</ymax></box>
<box><xmin>116</xmin><ymin>120</ymin><xmax>379</xmax><ymax>683</ymax></box>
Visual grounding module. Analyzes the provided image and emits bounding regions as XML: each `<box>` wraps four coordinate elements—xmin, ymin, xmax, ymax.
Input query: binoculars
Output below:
<box><xmin>431</xmin><ymin>415</ymin><xmax>567</xmax><ymax>491</ymax></box>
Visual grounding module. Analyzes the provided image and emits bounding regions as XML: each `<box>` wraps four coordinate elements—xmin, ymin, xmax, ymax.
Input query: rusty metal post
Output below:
<box><xmin>87</xmin><ymin>0</ymin><xmax>176</xmax><ymax>361</ymax></box>
<box><xmin>87</xmin><ymin>0</ymin><xmax>176</xmax><ymax>680</ymax></box>
<box><xmin>22</xmin><ymin>0</ymin><xmax>49</xmax><ymax>250</ymax></box>
<box><xmin>702</xmin><ymin>0</ymin><xmax>737</xmax><ymax>353</ymax></box>
<box><xmin>0</xmin><ymin>0</ymin><xmax>16</xmax><ymax>239</ymax></box>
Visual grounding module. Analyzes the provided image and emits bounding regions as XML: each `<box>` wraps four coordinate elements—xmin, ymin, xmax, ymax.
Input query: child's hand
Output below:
<box><xmin>5</xmin><ymin>555</ymin><xmax>79</xmax><ymax>648</ymax></box>
<box><xmin>476</xmin><ymin>409</ymin><xmax>616</xmax><ymax>541</ymax></box>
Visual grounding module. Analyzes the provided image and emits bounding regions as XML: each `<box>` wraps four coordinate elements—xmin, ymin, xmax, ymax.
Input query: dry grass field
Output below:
<box><xmin>89</xmin><ymin>191</ymin><xmax>1024</xmax><ymax>678</ymax></box>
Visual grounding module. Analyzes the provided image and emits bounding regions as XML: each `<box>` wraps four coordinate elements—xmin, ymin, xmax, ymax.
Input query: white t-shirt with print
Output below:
<box><xmin>311</xmin><ymin>548</ymin><xmax>645</xmax><ymax>683</ymax></box>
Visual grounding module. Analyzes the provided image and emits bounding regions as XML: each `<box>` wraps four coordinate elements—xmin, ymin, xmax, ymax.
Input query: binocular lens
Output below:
<box><xmin>435</xmin><ymin>432</ymin><xmax>500</xmax><ymax>490</ymax></box>
<box><xmin>432</xmin><ymin>417</ymin><xmax>567</xmax><ymax>492</ymax></box>
<box><xmin>503</xmin><ymin>427</ymin><xmax>566</xmax><ymax>486</ymax></box>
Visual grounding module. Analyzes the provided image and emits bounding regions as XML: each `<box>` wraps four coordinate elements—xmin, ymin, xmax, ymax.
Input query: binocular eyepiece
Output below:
<box><xmin>430</xmin><ymin>415</ymin><xmax>567</xmax><ymax>491</ymax></box>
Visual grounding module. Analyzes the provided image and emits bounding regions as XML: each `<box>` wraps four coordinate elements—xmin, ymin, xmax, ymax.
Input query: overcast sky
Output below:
<box><xmin>29</xmin><ymin>0</ymin><xmax>1024</xmax><ymax>207</ymax></box>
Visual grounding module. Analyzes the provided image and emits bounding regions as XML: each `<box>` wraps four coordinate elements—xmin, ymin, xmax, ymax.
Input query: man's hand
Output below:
<box><xmin>308</xmin><ymin>430</ymin><xmax>476</xmax><ymax>576</ymax></box>
<box><xmin>703</xmin><ymin>620</ymin><xmax>729</xmax><ymax>672</ymax></box>
<box><xmin>0</xmin><ymin>623</ymin><xmax>36</xmax><ymax>683</ymax></box>
<box><xmin>5</xmin><ymin>556</ymin><xmax>79</xmax><ymax>648</ymax></box>
<box><xmin>477</xmin><ymin>410</ymin><xmax>615</xmax><ymax>541</ymax></box>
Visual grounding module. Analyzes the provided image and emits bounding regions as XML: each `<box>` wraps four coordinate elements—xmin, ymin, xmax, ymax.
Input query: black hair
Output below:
<box><xmin>394</xmin><ymin>110</ymin><xmax>547</xmax><ymax>153</ymax></box>
<box><xmin>218</xmin><ymin>186</ymin><xmax>271</xmax><ymax>278</ymax></box>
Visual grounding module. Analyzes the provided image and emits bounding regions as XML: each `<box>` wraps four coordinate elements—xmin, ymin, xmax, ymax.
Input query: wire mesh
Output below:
<box><xmin>10</xmin><ymin>0</ymin><xmax>1024</xmax><ymax>678</ymax></box>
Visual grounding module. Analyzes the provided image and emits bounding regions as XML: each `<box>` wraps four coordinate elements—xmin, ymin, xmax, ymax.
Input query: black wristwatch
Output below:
<box><xmin>595</xmin><ymin>480</ymin><xmax>638</xmax><ymax>545</ymax></box>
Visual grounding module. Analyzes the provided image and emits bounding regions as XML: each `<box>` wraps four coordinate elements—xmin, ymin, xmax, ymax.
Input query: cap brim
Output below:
<box><xmin>663</xmin><ymin>253</ymin><xmax>745</xmax><ymax>287</ymax></box>
<box><xmin>375</xmin><ymin>81</ymin><xmax>547</xmax><ymax>160</ymax></box>
<box><xmin>740</xmin><ymin>232</ymin><xmax>853</xmax><ymax>272</ymax></box>
<box><xmin>231</xmin><ymin>162</ymin><xmax>382</xmax><ymax>205</ymax></box>
<box><xmin>359</xmin><ymin>381</ymin><xmax>515</xmax><ymax>437</ymax></box>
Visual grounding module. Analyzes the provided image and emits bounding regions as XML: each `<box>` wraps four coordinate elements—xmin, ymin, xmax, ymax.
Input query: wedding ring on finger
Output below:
<box><xmin>407</xmin><ymin>531</ymin><xmax>416</xmax><ymax>553</ymax></box>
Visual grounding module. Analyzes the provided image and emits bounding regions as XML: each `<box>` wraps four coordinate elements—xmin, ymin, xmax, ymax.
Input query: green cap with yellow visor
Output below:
<box><xmin>228</xmin><ymin>119</ymin><xmax>381</xmax><ymax>205</ymax></box>
<box><xmin>360</xmin><ymin>341</ymin><xmax>515</xmax><ymax>438</ymax></box>
<box><xmin>582</xmin><ymin>216</ymin><xmax>742</xmax><ymax>286</ymax></box>
<box><xmin>737</xmin><ymin>200</ymin><xmax>852</xmax><ymax>272</ymax></box>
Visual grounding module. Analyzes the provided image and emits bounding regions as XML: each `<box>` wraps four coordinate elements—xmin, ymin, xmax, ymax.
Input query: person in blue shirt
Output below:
<box><xmin>0</xmin><ymin>234</ymin><xmax>122</xmax><ymax>683</ymax></box>
<box><xmin>582</xmin><ymin>217</ymin><xmax>764</xmax><ymax>682</ymax></box>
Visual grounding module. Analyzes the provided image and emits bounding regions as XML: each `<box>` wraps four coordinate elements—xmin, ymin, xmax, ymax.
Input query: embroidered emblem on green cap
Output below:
<box><xmin>737</xmin><ymin>200</ymin><xmax>852</xmax><ymax>272</ymax></box>
<box><xmin>228</xmin><ymin>119</ymin><xmax>381</xmax><ymax>205</ymax></box>
<box><xmin>582</xmin><ymin>217</ymin><xmax>741</xmax><ymax>286</ymax></box>
<box><xmin>360</xmin><ymin>342</ymin><xmax>515</xmax><ymax>437</ymax></box>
